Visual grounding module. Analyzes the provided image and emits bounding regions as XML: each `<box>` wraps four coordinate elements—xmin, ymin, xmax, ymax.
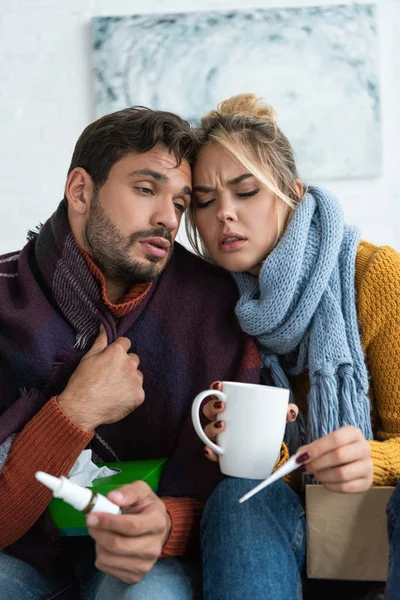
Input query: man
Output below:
<box><xmin>0</xmin><ymin>107</ymin><xmax>260</xmax><ymax>599</ymax></box>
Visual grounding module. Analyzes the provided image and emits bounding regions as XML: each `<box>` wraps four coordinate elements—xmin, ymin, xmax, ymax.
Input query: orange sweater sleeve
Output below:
<box><xmin>161</xmin><ymin>497</ymin><xmax>204</xmax><ymax>557</ymax></box>
<box><xmin>356</xmin><ymin>242</ymin><xmax>400</xmax><ymax>486</ymax></box>
<box><xmin>0</xmin><ymin>397</ymin><xmax>93</xmax><ymax>548</ymax></box>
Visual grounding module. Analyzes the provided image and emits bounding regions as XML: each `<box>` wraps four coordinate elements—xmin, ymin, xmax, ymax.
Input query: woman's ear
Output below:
<box><xmin>293</xmin><ymin>179</ymin><xmax>303</xmax><ymax>199</ymax></box>
<box><xmin>64</xmin><ymin>168</ymin><xmax>95</xmax><ymax>216</ymax></box>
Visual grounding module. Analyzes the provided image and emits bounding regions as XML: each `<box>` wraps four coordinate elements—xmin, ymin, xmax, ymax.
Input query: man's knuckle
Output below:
<box><xmin>94</xmin><ymin>558</ymin><xmax>104</xmax><ymax>571</ymax></box>
<box><xmin>126</xmin><ymin>520</ymin><xmax>138</xmax><ymax>536</ymax></box>
<box><xmin>110</xmin><ymin>536</ymin><xmax>124</xmax><ymax>553</ymax></box>
<box><xmin>131</xmin><ymin>353</ymin><xmax>140</xmax><ymax>365</ymax></box>
<box><xmin>136</xmin><ymin>480</ymin><xmax>151</xmax><ymax>493</ymax></box>
<box><xmin>149</xmin><ymin>543</ymin><xmax>162</xmax><ymax>559</ymax></box>
<box><xmin>110</xmin><ymin>344</ymin><xmax>124</xmax><ymax>359</ymax></box>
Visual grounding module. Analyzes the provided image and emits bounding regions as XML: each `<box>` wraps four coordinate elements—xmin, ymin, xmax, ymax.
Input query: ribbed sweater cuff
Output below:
<box><xmin>274</xmin><ymin>442</ymin><xmax>289</xmax><ymax>472</ymax></box>
<box><xmin>161</xmin><ymin>497</ymin><xmax>204</xmax><ymax>558</ymax></box>
<box><xmin>369</xmin><ymin>440</ymin><xmax>399</xmax><ymax>486</ymax></box>
<box><xmin>29</xmin><ymin>397</ymin><xmax>94</xmax><ymax>465</ymax></box>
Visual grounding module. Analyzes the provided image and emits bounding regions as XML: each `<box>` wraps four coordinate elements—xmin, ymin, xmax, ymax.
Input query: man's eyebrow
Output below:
<box><xmin>128</xmin><ymin>169</ymin><xmax>168</xmax><ymax>183</ymax></box>
<box><xmin>180</xmin><ymin>186</ymin><xmax>192</xmax><ymax>197</ymax></box>
<box><xmin>129</xmin><ymin>170</ymin><xmax>191</xmax><ymax>196</ymax></box>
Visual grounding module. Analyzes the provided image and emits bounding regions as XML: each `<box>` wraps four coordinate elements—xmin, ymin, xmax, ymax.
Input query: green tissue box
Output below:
<box><xmin>48</xmin><ymin>458</ymin><xmax>167</xmax><ymax>536</ymax></box>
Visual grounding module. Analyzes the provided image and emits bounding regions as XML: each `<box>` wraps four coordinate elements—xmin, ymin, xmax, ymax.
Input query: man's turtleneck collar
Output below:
<box><xmin>80</xmin><ymin>249</ymin><xmax>152</xmax><ymax>319</ymax></box>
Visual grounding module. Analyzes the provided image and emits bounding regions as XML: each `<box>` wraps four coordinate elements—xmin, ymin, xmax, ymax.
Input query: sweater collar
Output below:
<box><xmin>80</xmin><ymin>249</ymin><xmax>152</xmax><ymax>319</ymax></box>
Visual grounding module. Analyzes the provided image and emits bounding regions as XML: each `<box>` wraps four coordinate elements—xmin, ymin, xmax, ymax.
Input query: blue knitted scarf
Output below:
<box><xmin>232</xmin><ymin>186</ymin><xmax>373</xmax><ymax>451</ymax></box>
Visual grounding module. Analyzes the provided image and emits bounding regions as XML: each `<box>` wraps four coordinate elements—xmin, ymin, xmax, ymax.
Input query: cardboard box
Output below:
<box><xmin>306</xmin><ymin>484</ymin><xmax>394</xmax><ymax>581</ymax></box>
<box><xmin>49</xmin><ymin>458</ymin><xmax>167</xmax><ymax>536</ymax></box>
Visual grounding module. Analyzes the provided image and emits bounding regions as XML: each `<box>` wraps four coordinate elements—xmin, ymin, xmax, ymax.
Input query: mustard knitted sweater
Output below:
<box><xmin>284</xmin><ymin>241</ymin><xmax>400</xmax><ymax>487</ymax></box>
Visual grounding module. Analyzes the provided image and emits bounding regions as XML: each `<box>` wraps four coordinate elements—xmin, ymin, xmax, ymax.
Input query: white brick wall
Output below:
<box><xmin>0</xmin><ymin>0</ymin><xmax>399</xmax><ymax>254</ymax></box>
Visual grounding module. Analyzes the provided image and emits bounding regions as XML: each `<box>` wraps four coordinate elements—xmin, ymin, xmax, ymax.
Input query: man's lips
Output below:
<box><xmin>218</xmin><ymin>232</ymin><xmax>247</xmax><ymax>252</ymax></box>
<box><xmin>139</xmin><ymin>237</ymin><xmax>171</xmax><ymax>258</ymax></box>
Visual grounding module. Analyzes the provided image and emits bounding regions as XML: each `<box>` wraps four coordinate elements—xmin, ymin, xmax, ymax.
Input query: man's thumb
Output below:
<box><xmin>84</xmin><ymin>324</ymin><xmax>108</xmax><ymax>358</ymax></box>
<box><xmin>108</xmin><ymin>481</ymin><xmax>155</xmax><ymax>513</ymax></box>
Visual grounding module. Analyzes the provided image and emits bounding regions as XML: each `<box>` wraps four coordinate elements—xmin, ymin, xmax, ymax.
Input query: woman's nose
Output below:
<box><xmin>216</xmin><ymin>203</ymin><xmax>237</xmax><ymax>224</ymax></box>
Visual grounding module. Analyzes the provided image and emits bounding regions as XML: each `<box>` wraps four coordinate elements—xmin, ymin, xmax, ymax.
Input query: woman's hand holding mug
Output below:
<box><xmin>191</xmin><ymin>380</ymin><xmax>290</xmax><ymax>479</ymax></box>
<box><xmin>202</xmin><ymin>381</ymin><xmax>299</xmax><ymax>463</ymax></box>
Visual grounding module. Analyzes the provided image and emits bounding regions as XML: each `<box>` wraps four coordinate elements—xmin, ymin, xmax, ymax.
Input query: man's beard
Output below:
<box><xmin>83</xmin><ymin>192</ymin><xmax>173</xmax><ymax>286</ymax></box>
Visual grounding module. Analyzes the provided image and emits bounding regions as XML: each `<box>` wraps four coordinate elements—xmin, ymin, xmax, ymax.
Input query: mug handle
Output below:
<box><xmin>191</xmin><ymin>390</ymin><xmax>226</xmax><ymax>456</ymax></box>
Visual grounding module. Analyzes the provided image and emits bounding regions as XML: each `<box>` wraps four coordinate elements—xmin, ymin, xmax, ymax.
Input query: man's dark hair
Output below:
<box><xmin>66</xmin><ymin>106</ymin><xmax>198</xmax><ymax>188</ymax></box>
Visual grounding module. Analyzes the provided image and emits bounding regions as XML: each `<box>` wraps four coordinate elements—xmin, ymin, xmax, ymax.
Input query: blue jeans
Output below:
<box><xmin>0</xmin><ymin>539</ymin><xmax>200</xmax><ymax>600</ymax></box>
<box><xmin>94</xmin><ymin>558</ymin><xmax>201</xmax><ymax>600</ymax></box>
<box><xmin>201</xmin><ymin>478</ymin><xmax>307</xmax><ymax>600</ymax></box>
<box><xmin>385</xmin><ymin>481</ymin><xmax>400</xmax><ymax>600</ymax></box>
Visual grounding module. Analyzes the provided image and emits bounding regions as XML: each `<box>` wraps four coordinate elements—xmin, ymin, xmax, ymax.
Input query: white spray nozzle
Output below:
<box><xmin>35</xmin><ymin>471</ymin><xmax>63</xmax><ymax>494</ymax></box>
<box><xmin>35</xmin><ymin>470</ymin><xmax>121</xmax><ymax>515</ymax></box>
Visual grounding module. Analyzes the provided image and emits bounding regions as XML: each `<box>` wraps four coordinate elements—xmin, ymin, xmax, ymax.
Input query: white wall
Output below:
<box><xmin>0</xmin><ymin>0</ymin><xmax>399</xmax><ymax>255</ymax></box>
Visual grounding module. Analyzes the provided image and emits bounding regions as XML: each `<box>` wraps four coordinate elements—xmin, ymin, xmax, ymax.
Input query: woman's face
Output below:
<box><xmin>192</xmin><ymin>143</ymin><xmax>285</xmax><ymax>275</ymax></box>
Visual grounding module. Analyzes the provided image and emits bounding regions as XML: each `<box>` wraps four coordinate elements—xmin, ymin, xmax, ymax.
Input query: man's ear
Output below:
<box><xmin>65</xmin><ymin>168</ymin><xmax>95</xmax><ymax>216</ymax></box>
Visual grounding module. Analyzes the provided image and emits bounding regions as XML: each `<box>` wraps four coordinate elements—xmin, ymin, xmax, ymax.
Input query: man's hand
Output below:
<box><xmin>58</xmin><ymin>326</ymin><xmax>145</xmax><ymax>431</ymax></box>
<box><xmin>297</xmin><ymin>425</ymin><xmax>373</xmax><ymax>493</ymax></box>
<box><xmin>87</xmin><ymin>482</ymin><xmax>172</xmax><ymax>585</ymax></box>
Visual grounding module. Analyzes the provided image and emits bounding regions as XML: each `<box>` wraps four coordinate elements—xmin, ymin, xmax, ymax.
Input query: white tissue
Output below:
<box><xmin>67</xmin><ymin>449</ymin><xmax>120</xmax><ymax>486</ymax></box>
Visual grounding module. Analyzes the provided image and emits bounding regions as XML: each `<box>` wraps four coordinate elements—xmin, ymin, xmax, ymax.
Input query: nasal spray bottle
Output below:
<box><xmin>35</xmin><ymin>471</ymin><xmax>121</xmax><ymax>515</ymax></box>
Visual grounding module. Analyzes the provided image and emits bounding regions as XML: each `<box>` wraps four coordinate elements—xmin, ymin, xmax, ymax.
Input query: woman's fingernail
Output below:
<box><xmin>214</xmin><ymin>420</ymin><xmax>223</xmax><ymax>429</ymax></box>
<box><xmin>214</xmin><ymin>401</ymin><xmax>223</xmax><ymax>410</ymax></box>
<box><xmin>290</xmin><ymin>409</ymin><xmax>297</xmax><ymax>419</ymax></box>
<box><xmin>87</xmin><ymin>515</ymin><xmax>99</xmax><ymax>527</ymax></box>
<box><xmin>296</xmin><ymin>452</ymin><xmax>310</xmax><ymax>464</ymax></box>
<box><xmin>298</xmin><ymin>464</ymin><xmax>308</xmax><ymax>473</ymax></box>
<box><xmin>212</xmin><ymin>382</ymin><xmax>219</xmax><ymax>390</ymax></box>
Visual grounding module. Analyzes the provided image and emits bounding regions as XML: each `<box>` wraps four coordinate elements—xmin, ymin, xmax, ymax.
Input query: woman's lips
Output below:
<box><xmin>218</xmin><ymin>234</ymin><xmax>247</xmax><ymax>252</ymax></box>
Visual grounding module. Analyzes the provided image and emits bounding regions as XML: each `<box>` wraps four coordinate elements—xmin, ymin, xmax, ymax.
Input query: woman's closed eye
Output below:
<box><xmin>194</xmin><ymin>198</ymin><xmax>215</xmax><ymax>209</ymax></box>
<box><xmin>194</xmin><ymin>189</ymin><xmax>260</xmax><ymax>209</ymax></box>
<box><xmin>236</xmin><ymin>189</ymin><xmax>260</xmax><ymax>198</ymax></box>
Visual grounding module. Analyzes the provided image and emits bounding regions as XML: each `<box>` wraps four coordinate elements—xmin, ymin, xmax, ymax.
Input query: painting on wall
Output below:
<box><xmin>92</xmin><ymin>4</ymin><xmax>380</xmax><ymax>180</ymax></box>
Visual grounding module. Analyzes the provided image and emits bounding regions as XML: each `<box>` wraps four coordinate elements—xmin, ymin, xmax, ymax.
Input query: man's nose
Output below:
<box><xmin>151</xmin><ymin>199</ymin><xmax>179</xmax><ymax>231</ymax></box>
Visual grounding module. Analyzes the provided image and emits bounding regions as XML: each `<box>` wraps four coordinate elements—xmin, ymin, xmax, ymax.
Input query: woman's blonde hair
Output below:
<box><xmin>186</xmin><ymin>93</ymin><xmax>303</xmax><ymax>258</ymax></box>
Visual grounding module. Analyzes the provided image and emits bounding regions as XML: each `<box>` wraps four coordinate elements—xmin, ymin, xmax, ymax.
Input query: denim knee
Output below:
<box><xmin>93</xmin><ymin>558</ymin><xmax>201</xmax><ymax>600</ymax></box>
<box><xmin>202</xmin><ymin>477</ymin><xmax>306</xmax><ymax>555</ymax></box>
<box><xmin>201</xmin><ymin>478</ymin><xmax>306</xmax><ymax>600</ymax></box>
<box><xmin>203</xmin><ymin>477</ymin><xmax>304</xmax><ymax>523</ymax></box>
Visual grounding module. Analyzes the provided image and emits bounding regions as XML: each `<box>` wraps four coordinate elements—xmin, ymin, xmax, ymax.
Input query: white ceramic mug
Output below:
<box><xmin>191</xmin><ymin>381</ymin><xmax>289</xmax><ymax>479</ymax></box>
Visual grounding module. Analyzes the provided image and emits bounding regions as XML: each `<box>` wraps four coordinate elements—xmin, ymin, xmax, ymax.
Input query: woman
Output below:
<box><xmin>186</xmin><ymin>94</ymin><xmax>400</xmax><ymax>599</ymax></box>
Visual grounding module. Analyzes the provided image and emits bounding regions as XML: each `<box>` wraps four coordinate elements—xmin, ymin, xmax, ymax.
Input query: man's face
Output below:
<box><xmin>83</xmin><ymin>146</ymin><xmax>192</xmax><ymax>285</ymax></box>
